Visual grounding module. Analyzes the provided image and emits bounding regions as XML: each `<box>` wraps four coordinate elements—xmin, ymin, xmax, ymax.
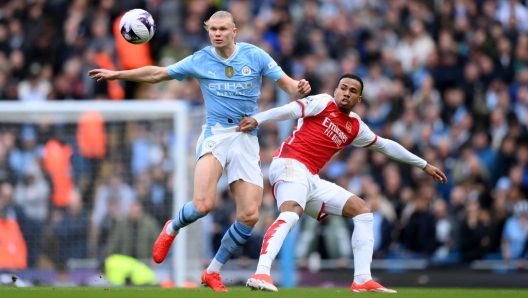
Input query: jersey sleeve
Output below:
<box><xmin>296</xmin><ymin>94</ymin><xmax>332</xmax><ymax>117</ymax></box>
<box><xmin>167</xmin><ymin>55</ymin><xmax>195</xmax><ymax>81</ymax></box>
<box><xmin>256</xmin><ymin>48</ymin><xmax>285</xmax><ymax>82</ymax></box>
<box><xmin>350</xmin><ymin>119</ymin><xmax>378</xmax><ymax>147</ymax></box>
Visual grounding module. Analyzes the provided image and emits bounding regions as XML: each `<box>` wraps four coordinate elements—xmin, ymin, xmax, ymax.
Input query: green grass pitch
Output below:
<box><xmin>1</xmin><ymin>287</ymin><xmax>528</xmax><ymax>298</ymax></box>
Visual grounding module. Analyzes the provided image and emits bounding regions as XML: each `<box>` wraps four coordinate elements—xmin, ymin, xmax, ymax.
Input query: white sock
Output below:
<box><xmin>165</xmin><ymin>222</ymin><xmax>178</xmax><ymax>236</ymax></box>
<box><xmin>255</xmin><ymin>212</ymin><xmax>300</xmax><ymax>275</ymax></box>
<box><xmin>352</xmin><ymin>213</ymin><xmax>374</xmax><ymax>284</ymax></box>
<box><xmin>207</xmin><ymin>258</ymin><xmax>224</xmax><ymax>274</ymax></box>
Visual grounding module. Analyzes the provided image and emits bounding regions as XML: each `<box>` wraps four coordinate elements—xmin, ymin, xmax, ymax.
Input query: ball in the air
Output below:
<box><xmin>119</xmin><ymin>9</ymin><xmax>156</xmax><ymax>44</ymax></box>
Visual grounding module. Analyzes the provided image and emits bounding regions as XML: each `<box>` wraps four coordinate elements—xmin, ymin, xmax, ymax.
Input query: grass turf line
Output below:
<box><xmin>2</xmin><ymin>287</ymin><xmax>528</xmax><ymax>298</ymax></box>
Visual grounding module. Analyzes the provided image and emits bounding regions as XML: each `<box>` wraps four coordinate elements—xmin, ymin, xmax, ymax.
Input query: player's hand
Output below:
<box><xmin>423</xmin><ymin>164</ymin><xmax>448</xmax><ymax>184</ymax></box>
<box><xmin>297</xmin><ymin>79</ymin><xmax>311</xmax><ymax>96</ymax></box>
<box><xmin>236</xmin><ymin>116</ymin><xmax>258</xmax><ymax>132</ymax></box>
<box><xmin>88</xmin><ymin>69</ymin><xmax>119</xmax><ymax>82</ymax></box>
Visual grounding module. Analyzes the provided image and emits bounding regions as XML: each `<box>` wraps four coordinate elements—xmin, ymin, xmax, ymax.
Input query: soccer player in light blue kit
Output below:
<box><xmin>88</xmin><ymin>11</ymin><xmax>311</xmax><ymax>291</ymax></box>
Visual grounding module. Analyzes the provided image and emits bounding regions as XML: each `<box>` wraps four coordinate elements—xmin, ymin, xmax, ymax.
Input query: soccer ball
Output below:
<box><xmin>119</xmin><ymin>9</ymin><xmax>156</xmax><ymax>44</ymax></box>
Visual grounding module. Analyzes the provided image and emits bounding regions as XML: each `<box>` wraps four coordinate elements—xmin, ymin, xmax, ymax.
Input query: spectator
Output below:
<box><xmin>501</xmin><ymin>200</ymin><xmax>528</xmax><ymax>261</ymax></box>
<box><xmin>42</xmin><ymin>129</ymin><xmax>74</xmax><ymax>208</ymax></box>
<box><xmin>460</xmin><ymin>199</ymin><xmax>492</xmax><ymax>263</ymax></box>
<box><xmin>403</xmin><ymin>194</ymin><xmax>437</xmax><ymax>258</ymax></box>
<box><xmin>13</xmin><ymin>162</ymin><xmax>50</xmax><ymax>268</ymax></box>
<box><xmin>104</xmin><ymin>201</ymin><xmax>159</xmax><ymax>260</ymax></box>
<box><xmin>50</xmin><ymin>190</ymin><xmax>89</xmax><ymax>267</ymax></box>
<box><xmin>365</xmin><ymin>192</ymin><xmax>393</xmax><ymax>259</ymax></box>
<box><xmin>77</xmin><ymin>110</ymin><xmax>106</xmax><ymax>207</ymax></box>
<box><xmin>92</xmin><ymin>173</ymin><xmax>135</xmax><ymax>230</ymax></box>
<box><xmin>9</xmin><ymin>125</ymin><xmax>42</xmax><ymax>180</ymax></box>
<box><xmin>95</xmin><ymin>196</ymin><xmax>121</xmax><ymax>259</ymax></box>
<box><xmin>0</xmin><ymin>142</ymin><xmax>15</xmax><ymax>185</ymax></box>
<box><xmin>296</xmin><ymin>216</ymin><xmax>352</xmax><ymax>268</ymax></box>
<box><xmin>432</xmin><ymin>199</ymin><xmax>457</xmax><ymax>261</ymax></box>
<box><xmin>0</xmin><ymin>202</ymin><xmax>27</xmax><ymax>270</ymax></box>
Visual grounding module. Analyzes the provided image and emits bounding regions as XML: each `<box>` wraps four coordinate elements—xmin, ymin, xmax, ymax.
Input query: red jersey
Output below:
<box><xmin>274</xmin><ymin>94</ymin><xmax>377</xmax><ymax>174</ymax></box>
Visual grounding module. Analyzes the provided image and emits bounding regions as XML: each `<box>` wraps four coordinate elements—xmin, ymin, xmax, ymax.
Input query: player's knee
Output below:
<box><xmin>237</xmin><ymin>209</ymin><xmax>259</xmax><ymax>226</ymax></box>
<box><xmin>360</xmin><ymin>202</ymin><xmax>371</xmax><ymax>214</ymax></box>
<box><xmin>343</xmin><ymin>196</ymin><xmax>371</xmax><ymax>218</ymax></box>
<box><xmin>192</xmin><ymin>198</ymin><xmax>215</xmax><ymax>215</ymax></box>
<box><xmin>279</xmin><ymin>200</ymin><xmax>303</xmax><ymax>215</ymax></box>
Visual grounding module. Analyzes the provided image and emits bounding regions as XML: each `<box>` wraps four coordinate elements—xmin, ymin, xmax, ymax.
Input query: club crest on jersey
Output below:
<box><xmin>330</xmin><ymin>112</ymin><xmax>336</xmax><ymax>117</ymax></box>
<box><xmin>205</xmin><ymin>140</ymin><xmax>216</xmax><ymax>149</ymax></box>
<box><xmin>225</xmin><ymin>66</ymin><xmax>234</xmax><ymax>78</ymax></box>
<box><xmin>242</xmin><ymin>66</ymin><xmax>251</xmax><ymax>76</ymax></box>
<box><xmin>346</xmin><ymin>122</ymin><xmax>352</xmax><ymax>133</ymax></box>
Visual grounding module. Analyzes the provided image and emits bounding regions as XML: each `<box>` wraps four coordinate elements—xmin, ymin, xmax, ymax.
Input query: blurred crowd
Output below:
<box><xmin>1</xmin><ymin>0</ymin><xmax>528</xmax><ymax>278</ymax></box>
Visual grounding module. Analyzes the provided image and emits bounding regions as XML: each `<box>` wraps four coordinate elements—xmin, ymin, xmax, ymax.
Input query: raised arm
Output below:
<box><xmin>367</xmin><ymin>136</ymin><xmax>448</xmax><ymax>184</ymax></box>
<box><xmin>276</xmin><ymin>75</ymin><xmax>311</xmax><ymax>99</ymax></box>
<box><xmin>88</xmin><ymin>66</ymin><xmax>172</xmax><ymax>84</ymax></box>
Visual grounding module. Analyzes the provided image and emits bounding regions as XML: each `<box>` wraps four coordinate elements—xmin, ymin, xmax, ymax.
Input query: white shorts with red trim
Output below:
<box><xmin>268</xmin><ymin>157</ymin><xmax>354</xmax><ymax>221</ymax></box>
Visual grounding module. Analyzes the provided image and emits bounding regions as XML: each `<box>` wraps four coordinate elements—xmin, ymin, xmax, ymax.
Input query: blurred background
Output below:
<box><xmin>0</xmin><ymin>0</ymin><xmax>528</xmax><ymax>289</ymax></box>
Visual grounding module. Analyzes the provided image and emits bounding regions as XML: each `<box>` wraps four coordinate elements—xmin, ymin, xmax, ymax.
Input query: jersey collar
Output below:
<box><xmin>210</xmin><ymin>43</ymin><xmax>240</xmax><ymax>64</ymax></box>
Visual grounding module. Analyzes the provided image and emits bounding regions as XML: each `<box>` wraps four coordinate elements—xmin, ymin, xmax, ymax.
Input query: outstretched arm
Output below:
<box><xmin>276</xmin><ymin>75</ymin><xmax>311</xmax><ymax>99</ymax></box>
<box><xmin>88</xmin><ymin>66</ymin><xmax>172</xmax><ymax>84</ymax></box>
<box><xmin>368</xmin><ymin>137</ymin><xmax>448</xmax><ymax>183</ymax></box>
<box><xmin>237</xmin><ymin>101</ymin><xmax>303</xmax><ymax>132</ymax></box>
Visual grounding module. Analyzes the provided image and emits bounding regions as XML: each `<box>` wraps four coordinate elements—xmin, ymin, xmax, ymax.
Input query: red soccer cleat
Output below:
<box><xmin>351</xmin><ymin>279</ymin><xmax>397</xmax><ymax>293</ymax></box>
<box><xmin>201</xmin><ymin>269</ymin><xmax>228</xmax><ymax>292</ymax></box>
<box><xmin>246</xmin><ymin>274</ymin><xmax>278</xmax><ymax>292</ymax></box>
<box><xmin>152</xmin><ymin>220</ymin><xmax>176</xmax><ymax>264</ymax></box>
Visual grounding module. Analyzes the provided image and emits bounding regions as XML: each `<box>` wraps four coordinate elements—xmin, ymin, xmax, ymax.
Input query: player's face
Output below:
<box><xmin>207</xmin><ymin>18</ymin><xmax>237</xmax><ymax>49</ymax></box>
<box><xmin>334</xmin><ymin>78</ymin><xmax>363</xmax><ymax>113</ymax></box>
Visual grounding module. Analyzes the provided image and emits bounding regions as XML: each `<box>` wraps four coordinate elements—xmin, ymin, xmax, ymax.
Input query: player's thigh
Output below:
<box><xmin>230</xmin><ymin>179</ymin><xmax>263</xmax><ymax>226</ymax></box>
<box><xmin>274</xmin><ymin>181</ymin><xmax>307</xmax><ymax>217</ymax></box>
<box><xmin>193</xmin><ymin>153</ymin><xmax>223</xmax><ymax>214</ymax></box>
<box><xmin>304</xmin><ymin>180</ymin><xmax>353</xmax><ymax>220</ymax></box>
<box><xmin>225</xmin><ymin>133</ymin><xmax>263</xmax><ymax>188</ymax></box>
<box><xmin>195</xmin><ymin>125</ymin><xmax>229</xmax><ymax>166</ymax></box>
<box><xmin>269</xmin><ymin>158</ymin><xmax>311</xmax><ymax>203</ymax></box>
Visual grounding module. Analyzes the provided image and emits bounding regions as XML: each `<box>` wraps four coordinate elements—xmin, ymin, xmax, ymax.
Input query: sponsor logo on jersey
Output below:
<box><xmin>330</xmin><ymin>112</ymin><xmax>336</xmax><ymax>117</ymax></box>
<box><xmin>322</xmin><ymin>117</ymin><xmax>348</xmax><ymax>146</ymax></box>
<box><xmin>225</xmin><ymin>66</ymin><xmax>234</xmax><ymax>78</ymax></box>
<box><xmin>242</xmin><ymin>66</ymin><xmax>252</xmax><ymax>76</ymax></box>
<box><xmin>208</xmin><ymin>82</ymin><xmax>254</xmax><ymax>96</ymax></box>
<box><xmin>268</xmin><ymin>61</ymin><xmax>277</xmax><ymax>69</ymax></box>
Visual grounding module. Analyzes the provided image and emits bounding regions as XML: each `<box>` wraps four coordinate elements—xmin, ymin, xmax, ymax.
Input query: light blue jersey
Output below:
<box><xmin>167</xmin><ymin>42</ymin><xmax>286</xmax><ymax>135</ymax></box>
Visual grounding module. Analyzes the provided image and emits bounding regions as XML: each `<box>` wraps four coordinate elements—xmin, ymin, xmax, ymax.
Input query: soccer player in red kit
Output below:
<box><xmin>237</xmin><ymin>74</ymin><xmax>447</xmax><ymax>292</ymax></box>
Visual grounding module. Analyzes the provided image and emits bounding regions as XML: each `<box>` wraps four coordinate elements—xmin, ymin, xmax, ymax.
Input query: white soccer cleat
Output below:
<box><xmin>246</xmin><ymin>274</ymin><xmax>278</xmax><ymax>292</ymax></box>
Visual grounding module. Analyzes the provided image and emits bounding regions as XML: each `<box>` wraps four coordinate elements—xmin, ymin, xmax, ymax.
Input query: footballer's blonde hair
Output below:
<box><xmin>204</xmin><ymin>11</ymin><xmax>236</xmax><ymax>31</ymax></box>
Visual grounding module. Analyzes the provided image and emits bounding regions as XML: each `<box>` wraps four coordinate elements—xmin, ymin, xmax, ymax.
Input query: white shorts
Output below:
<box><xmin>268</xmin><ymin>158</ymin><xmax>354</xmax><ymax>220</ymax></box>
<box><xmin>196</xmin><ymin>125</ymin><xmax>262</xmax><ymax>188</ymax></box>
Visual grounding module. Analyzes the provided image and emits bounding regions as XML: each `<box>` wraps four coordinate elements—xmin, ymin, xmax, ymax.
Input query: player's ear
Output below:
<box><xmin>357</xmin><ymin>95</ymin><xmax>363</xmax><ymax>103</ymax></box>
<box><xmin>233</xmin><ymin>27</ymin><xmax>237</xmax><ymax>37</ymax></box>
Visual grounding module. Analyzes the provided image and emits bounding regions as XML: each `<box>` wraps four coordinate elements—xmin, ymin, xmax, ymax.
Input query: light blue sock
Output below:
<box><xmin>171</xmin><ymin>202</ymin><xmax>205</xmax><ymax>232</ymax></box>
<box><xmin>214</xmin><ymin>220</ymin><xmax>253</xmax><ymax>264</ymax></box>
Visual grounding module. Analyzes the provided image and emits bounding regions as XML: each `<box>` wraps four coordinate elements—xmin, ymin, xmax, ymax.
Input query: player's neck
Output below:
<box><xmin>338</xmin><ymin>107</ymin><xmax>352</xmax><ymax>114</ymax></box>
<box><xmin>214</xmin><ymin>43</ymin><xmax>237</xmax><ymax>59</ymax></box>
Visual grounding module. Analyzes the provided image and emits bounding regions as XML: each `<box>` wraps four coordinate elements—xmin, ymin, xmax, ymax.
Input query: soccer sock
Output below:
<box><xmin>208</xmin><ymin>220</ymin><xmax>253</xmax><ymax>273</ymax></box>
<box><xmin>352</xmin><ymin>213</ymin><xmax>374</xmax><ymax>284</ymax></box>
<box><xmin>166</xmin><ymin>201</ymin><xmax>205</xmax><ymax>236</ymax></box>
<box><xmin>256</xmin><ymin>212</ymin><xmax>300</xmax><ymax>276</ymax></box>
